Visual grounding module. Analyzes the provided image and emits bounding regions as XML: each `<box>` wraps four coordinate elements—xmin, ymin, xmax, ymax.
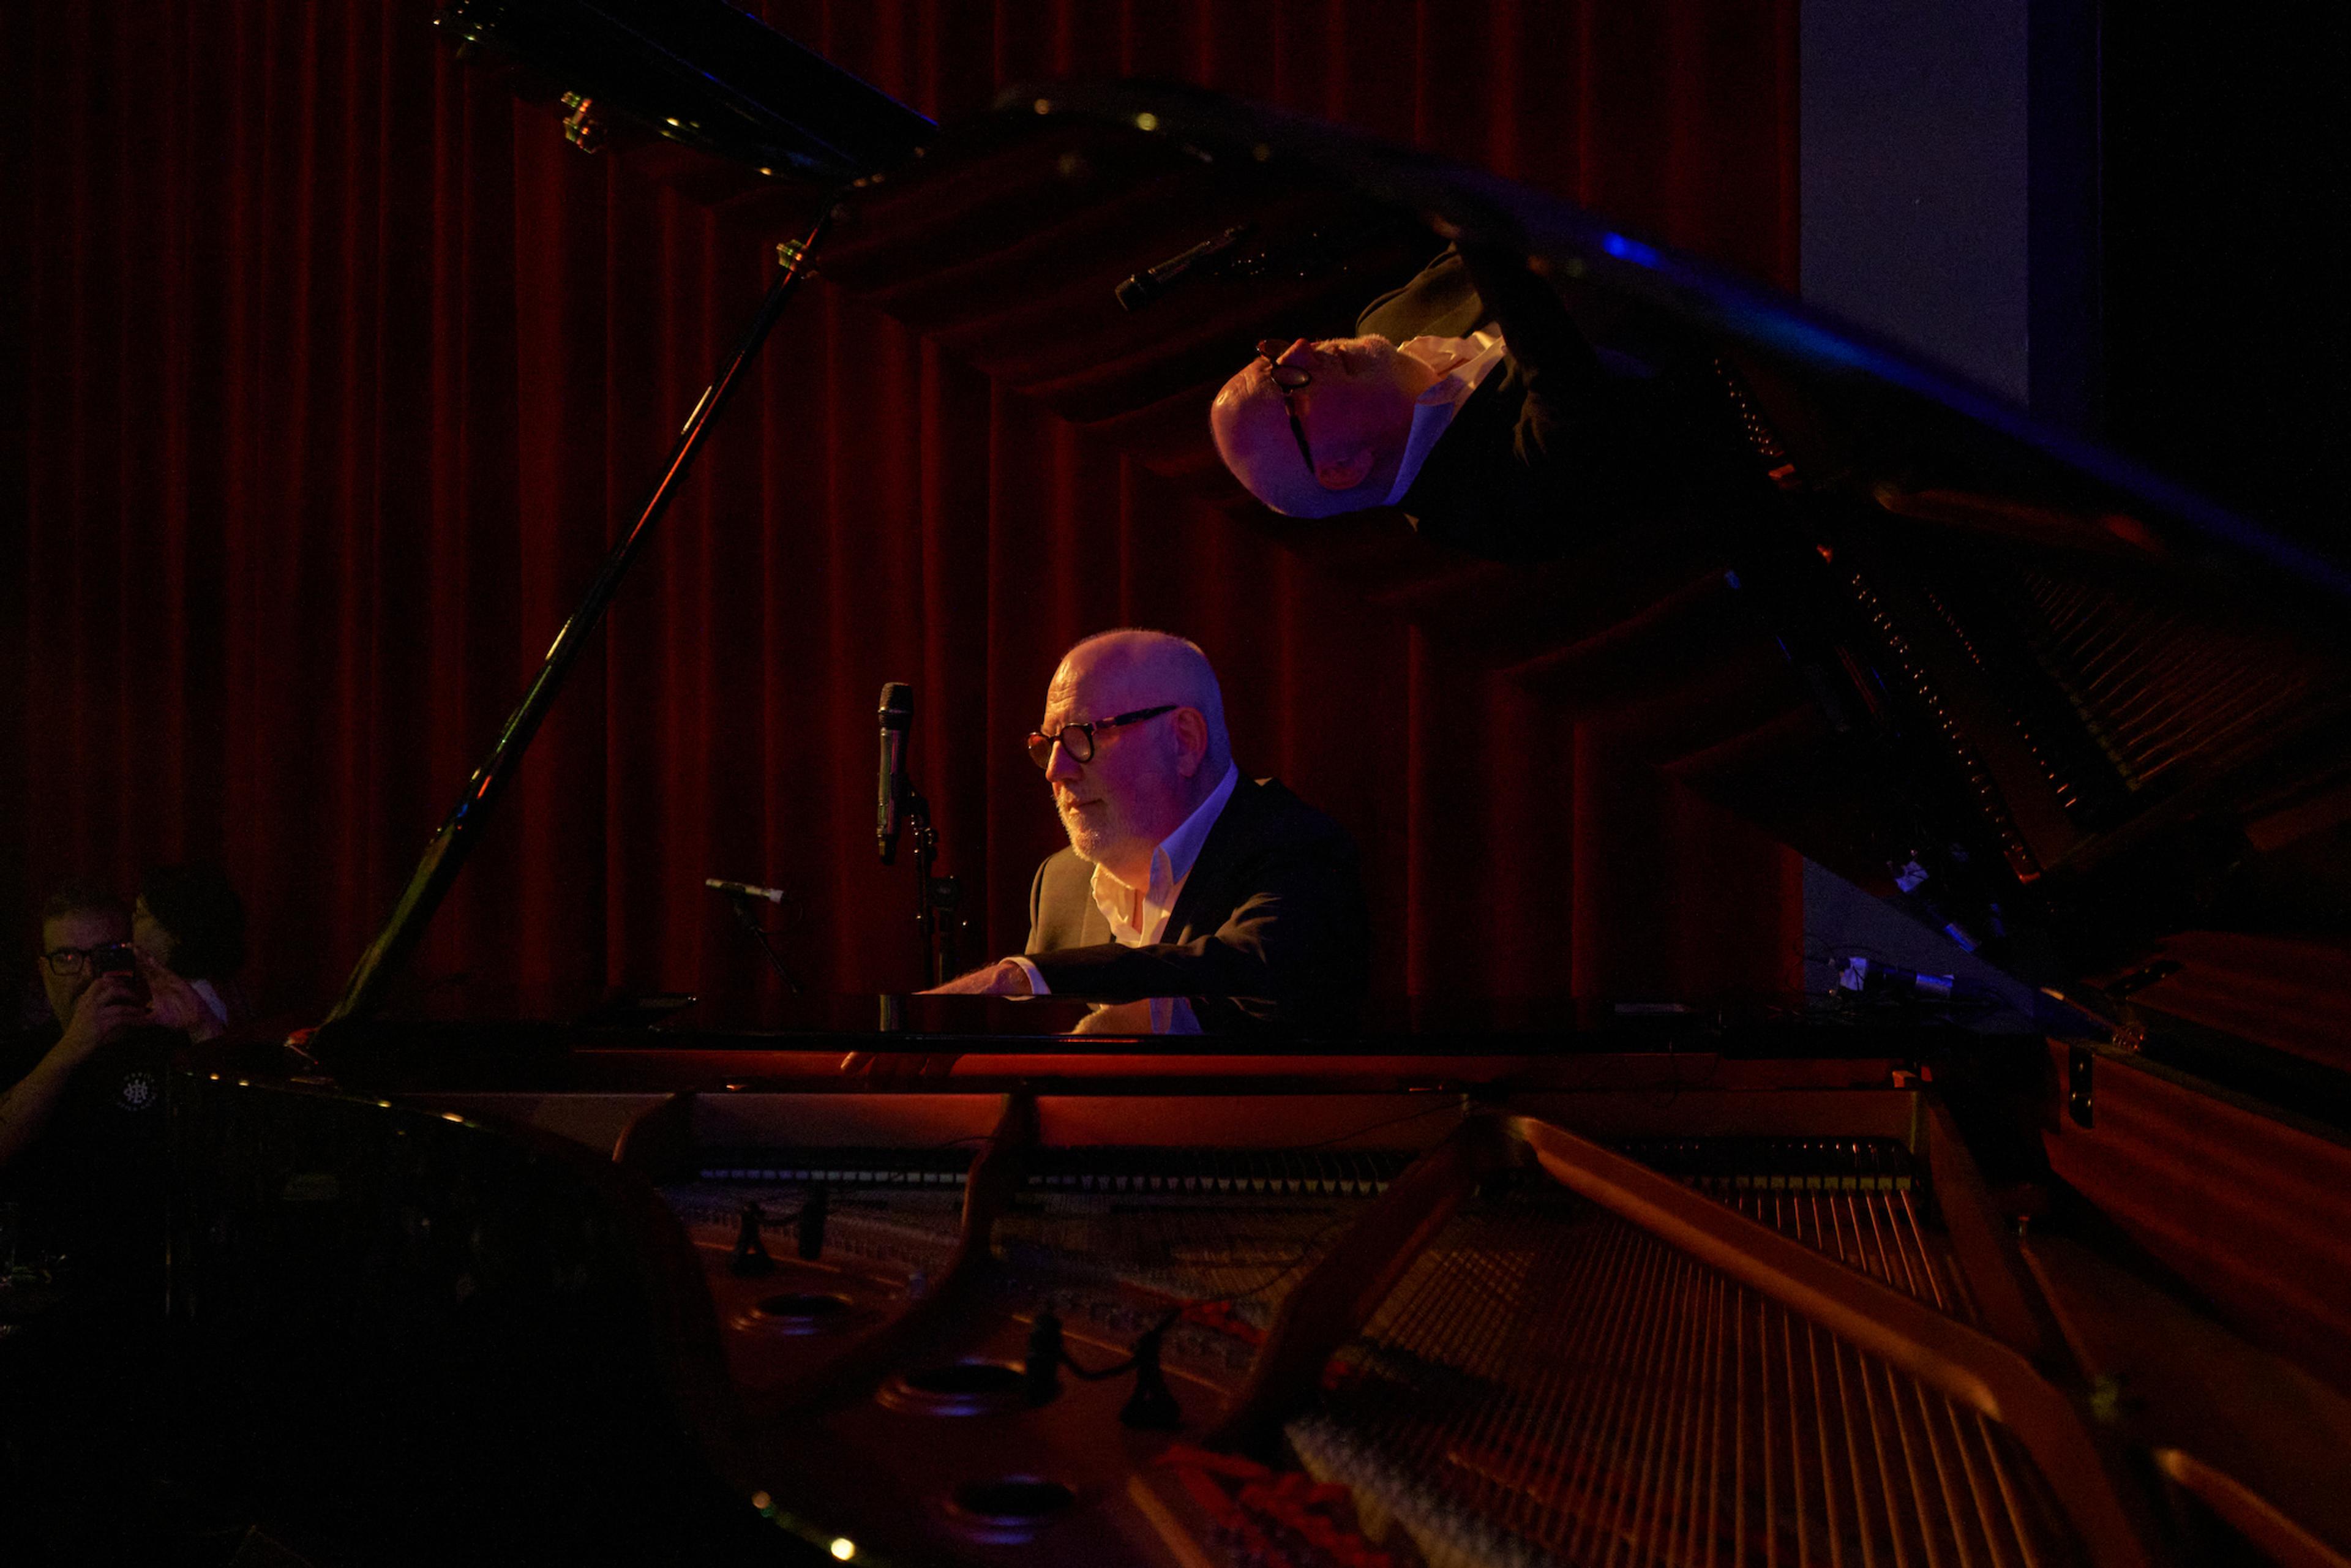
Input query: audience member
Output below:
<box><xmin>0</xmin><ymin>882</ymin><xmax>186</xmax><ymax>1565</ymax></box>
<box><xmin>1</xmin><ymin>884</ymin><xmax>157</xmax><ymax>1177</ymax></box>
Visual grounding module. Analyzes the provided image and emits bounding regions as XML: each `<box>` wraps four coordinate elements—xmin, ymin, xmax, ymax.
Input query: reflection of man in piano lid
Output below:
<box><xmin>922</xmin><ymin>628</ymin><xmax>1368</xmax><ymax>1003</ymax></box>
<box><xmin>1209</xmin><ymin>334</ymin><xmax>1446</xmax><ymax>517</ymax></box>
<box><xmin>1210</xmin><ymin>244</ymin><xmax>1626</xmax><ymax>565</ymax></box>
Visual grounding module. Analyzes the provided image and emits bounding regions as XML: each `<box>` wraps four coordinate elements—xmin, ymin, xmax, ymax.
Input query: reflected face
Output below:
<box><xmin>40</xmin><ymin>906</ymin><xmax>131</xmax><ymax>1027</ymax></box>
<box><xmin>1037</xmin><ymin>652</ymin><xmax>1187</xmax><ymax>879</ymax></box>
<box><xmin>1212</xmin><ymin>334</ymin><xmax>1434</xmax><ymax>514</ymax></box>
<box><xmin>1253</xmin><ymin>335</ymin><xmax>1423</xmax><ymax>471</ymax></box>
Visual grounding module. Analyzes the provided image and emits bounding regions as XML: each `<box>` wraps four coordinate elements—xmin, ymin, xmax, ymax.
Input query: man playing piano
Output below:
<box><xmin>1209</xmin><ymin>242</ymin><xmax>1654</xmax><ymax>564</ymax></box>
<box><xmin>924</xmin><ymin>629</ymin><xmax>1368</xmax><ymax>1004</ymax></box>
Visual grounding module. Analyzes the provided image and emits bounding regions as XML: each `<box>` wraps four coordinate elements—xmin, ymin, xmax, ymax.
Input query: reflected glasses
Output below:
<box><xmin>42</xmin><ymin>942</ymin><xmax>133</xmax><ymax>978</ymax></box>
<box><xmin>1026</xmin><ymin>705</ymin><xmax>1177</xmax><ymax>769</ymax></box>
<box><xmin>1256</xmin><ymin>339</ymin><xmax>1316</xmax><ymax>475</ymax></box>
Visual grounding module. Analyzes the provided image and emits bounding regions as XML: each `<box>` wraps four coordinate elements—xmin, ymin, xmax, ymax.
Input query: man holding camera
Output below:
<box><xmin>2</xmin><ymin>890</ymin><xmax>197</xmax><ymax>1554</ymax></box>
<box><xmin>1</xmin><ymin>887</ymin><xmax>157</xmax><ymax>1172</ymax></box>
<box><xmin>0</xmin><ymin>882</ymin><xmax>191</xmax><ymax>1290</ymax></box>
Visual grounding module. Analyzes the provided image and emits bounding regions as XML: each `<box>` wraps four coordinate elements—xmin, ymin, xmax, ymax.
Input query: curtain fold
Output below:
<box><xmin>4</xmin><ymin>0</ymin><xmax>1803</xmax><ymax>1020</ymax></box>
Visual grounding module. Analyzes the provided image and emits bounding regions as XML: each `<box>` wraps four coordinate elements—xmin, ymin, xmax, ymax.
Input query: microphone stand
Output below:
<box><xmin>901</xmin><ymin>789</ymin><xmax>960</xmax><ymax>988</ymax></box>
<box><xmin>719</xmin><ymin>890</ymin><xmax>803</xmax><ymax>994</ymax></box>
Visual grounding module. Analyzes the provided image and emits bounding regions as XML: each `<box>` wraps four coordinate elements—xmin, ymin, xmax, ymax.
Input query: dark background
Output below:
<box><xmin>3</xmin><ymin>1</ymin><xmax>2334</xmax><ymax>1028</ymax></box>
<box><xmin>0</xmin><ymin>0</ymin><xmax>1809</xmax><ymax>1024</ymax></box>
<box><xmin>2099</xmin><ymin>7</ymin><xmax>2347</xmax><ymax>536</ymax></box>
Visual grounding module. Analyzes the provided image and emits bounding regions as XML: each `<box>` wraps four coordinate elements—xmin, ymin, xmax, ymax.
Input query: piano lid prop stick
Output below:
<box><xmin>323</xmin><ymin>210</ymin><xmax>835</xmax><ymax>1027</ymax></box>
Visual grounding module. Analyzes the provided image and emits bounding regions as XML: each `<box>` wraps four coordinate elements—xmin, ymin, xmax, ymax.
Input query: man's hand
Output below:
<box><xmin>920</xmin><ymin>959</ymin><xmax>1033</xmax><ymax>998</ymax></box>
<box><xmin>836</xmin><ymin>1050</ymin><xmax>963</xmax><ymax>1079</ymax></box>
<box><xmin>839</xmin><ymin>959</ymin><xmax>1030</xmax><ymax>1075</ymax></box>
<box><xmin>1070</xmin><ymin>999</ymin><xmax>1158</xmax><ymax>1035</ymax></box>
<box><xmin>56</xmin><ymin>973</ymin><xmax>149</xmax><ymax>1065</ymax></box>
<box><xmin>138</xmin><ymin>951</ymin><xmax>221</xmax><ymax>1041</ymax></box>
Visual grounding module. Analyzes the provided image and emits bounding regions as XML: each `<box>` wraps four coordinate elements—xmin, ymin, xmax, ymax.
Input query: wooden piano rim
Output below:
<box><xmin>351</xmin><ymin>1073</ymin><xmax>2165</xmax><ymax>1562</ymax></box>
<box><xmin>2153</xmin><ymin>1449</ymin><xmax>2351</xmax><ymax>1568</ymax></box>
<box><xmin>1508</xmin><ymin>1114</ymin><xmax>2161</xmax><ymax>1568</ymax></box>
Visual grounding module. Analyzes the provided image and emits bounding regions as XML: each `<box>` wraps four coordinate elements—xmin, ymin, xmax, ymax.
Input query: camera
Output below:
<box><xmin>89</xmin><ymin>941</ymin><xmax>149</xmax><ymax>1007</ymax></box>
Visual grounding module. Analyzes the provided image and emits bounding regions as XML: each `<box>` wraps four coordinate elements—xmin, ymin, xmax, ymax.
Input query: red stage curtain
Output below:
<box><xmin>0</xmin><ymin>0</ymin><xmax>1802</xmax><ymax>1021</ymax></box>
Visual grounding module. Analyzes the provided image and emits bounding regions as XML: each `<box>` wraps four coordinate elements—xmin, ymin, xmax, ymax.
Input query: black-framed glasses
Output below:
<box><xmin>1026</xmin><ymin>705</ymin><xmax>1178</xmax><ymax>769</ymax></box>
<box><xmin>1256</xmin><ymin>339</ymin><xmax>1316</xmax><ymax>475</ymax></box>
<box><xmin>42</xmin><ymin>942</ymin><xmax>133</xmax><ymax>978</ymax></box>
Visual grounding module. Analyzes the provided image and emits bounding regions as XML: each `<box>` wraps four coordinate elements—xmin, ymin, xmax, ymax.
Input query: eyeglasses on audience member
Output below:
<box><xmin>42</xmin><ymin>942</ymin><xmax>137</xmax><ymax>978</ymax></box>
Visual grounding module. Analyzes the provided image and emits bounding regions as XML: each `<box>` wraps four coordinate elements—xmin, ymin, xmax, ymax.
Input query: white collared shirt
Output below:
<box><xmin>1384</xmin><ymin>329</ymin><xmax>1509</xmax><ymax>506</ymax></box>
<box><xmin>1012</xmin><ymin>762</ymin><xmax>1240</xmax><ymax>997</ymax></box>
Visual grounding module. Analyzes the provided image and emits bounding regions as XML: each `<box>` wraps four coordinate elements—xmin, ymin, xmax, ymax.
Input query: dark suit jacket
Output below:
<box><xmin>1023</xmin><ymin>776</ymin><xmax>1368</xmax><ymax>1003</ymax></box>
<box><xmin>1359</xmin><ymin>243</ymin><xmax>1660</xmax><ymax>563</ymax></box>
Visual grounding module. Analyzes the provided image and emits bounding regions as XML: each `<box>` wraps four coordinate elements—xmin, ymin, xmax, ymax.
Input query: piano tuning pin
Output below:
<box><xmin>1119</xmin><ymin>1324</ymin><xmax>1182</xmax><ymax>1431</ymax></box>
<box><xmin>730</xmin><ymin>1202</ymin><xmax>774</xmax><ymax>1277</ymax></box>
<box><xmin>1022</xmin><ymin>1312</ymin><xmax>1063</xmax><ymax>1406</ymax></box>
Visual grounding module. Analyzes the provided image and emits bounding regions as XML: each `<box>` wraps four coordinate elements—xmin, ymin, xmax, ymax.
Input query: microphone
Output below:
<box><xmin>1114</xmin><ymin>223</ymin><xmax>1252</xmax><ymax>312</ymax></box>
<box><xmin>705</xmin><ymin>877</ymin><xmax>788</xmax><ymax>904</ymax></box>
<box><xmin>877</xmin><ymin>681</ymin><xmax>913</xmax><ymax>865</ymax></box>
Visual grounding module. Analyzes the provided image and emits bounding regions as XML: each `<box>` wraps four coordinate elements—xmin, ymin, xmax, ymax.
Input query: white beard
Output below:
<box><xmin>1059</xmin><ymin>794</ymin><xmax>1149</xmax><ymax>872</ymax></box>
<box><xmin>1058</xmin><ymin>801</ymin><xmax>1108</xmax><ymax>864</ymax></box>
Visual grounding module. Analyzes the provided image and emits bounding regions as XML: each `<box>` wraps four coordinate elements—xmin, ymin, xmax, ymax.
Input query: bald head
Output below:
<box><xmin>1052</xmin><ymin>629</ymin><xmax>1229</xmax><ymax>761</ymax></box>
<box><xmin>1209</xmin><ymin>336</ymin><xmax>1436</xmax><ymax>517</ymax></box>
<box><xmin>1210</xmin><ymin>367</ymin><xmax>1337</xmax><ymax>518</ymax></box>
<box><xmin>1040</xmin><ymin>630</ymin><xmax>1233</xmax><ymax>883</ymax></box>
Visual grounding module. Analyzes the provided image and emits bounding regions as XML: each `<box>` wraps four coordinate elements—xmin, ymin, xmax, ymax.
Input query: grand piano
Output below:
<box><xmin>162</xmin><ymin>4</ymin><xmax>2351</xmax><ymax>1566</ymax></box>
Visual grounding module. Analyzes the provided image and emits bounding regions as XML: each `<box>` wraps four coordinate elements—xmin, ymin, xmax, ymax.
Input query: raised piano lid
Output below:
<box><xmin>786</xmin><ymin>83</ymin><xmax>2351</xmax><ymax>1084</ymax></box>
<box><xmin>397</xmin><ymin>9</ymin><xmax>2351</xmax><ymax>1057</ymax></box>
<box><xmin>431</xmin><ymin>0</ymin><xmax>933</xmax><ymax>184</ymax></box>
